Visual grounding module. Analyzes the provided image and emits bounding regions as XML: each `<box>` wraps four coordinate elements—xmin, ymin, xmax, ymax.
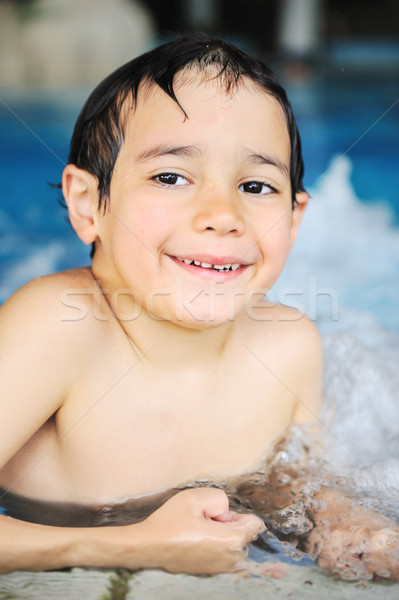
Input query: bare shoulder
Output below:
<box><xmin>240</xmin><ymin>300</ymin><xmax>322</xmax><ymax>357</ymax></box>
<box><xmin>237</xmin><ymin>301</ymin><xmax>323</xmax><ymax>422</ymax></box>
<box><xmin>1</xmin><ymin>267</ymin><xmax>96</xmax><ymax>310</ymax></box>
<box><xmin>2</xmin><ymin>266</ymin><xmax>96</xmax><ymax>306</ymax></box>
<box><xmin>0</xmin><ymin>267</ymin><xmax>101</xmax><ymax>357</ymax></box>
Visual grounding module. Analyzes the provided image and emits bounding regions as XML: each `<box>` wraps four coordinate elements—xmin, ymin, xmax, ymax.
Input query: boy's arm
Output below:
<box><xmin>0</xmin><ymin>277</ymin><xmax>72</xmax><ymax>471</ymax></box>
<box><xmin>305</xmin><ymin>486</ymin><xmax>399</xmax><ymax>580</ymax></box>
<box><xmin>0</xmin><ymin>488</ymin><xmax>265</xmax><ymax>574</ymax></box>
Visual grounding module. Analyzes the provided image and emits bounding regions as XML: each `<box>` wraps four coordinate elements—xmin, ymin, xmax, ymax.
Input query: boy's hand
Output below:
<box><xmin>129</xmin><ymin>488</ymin><xmax>266</xmax><ymax>575</ymax></box>
<box><xmin>311</xmin><ymin>525</ymin><xmax>399</xmax><ymax>581</ymax></box>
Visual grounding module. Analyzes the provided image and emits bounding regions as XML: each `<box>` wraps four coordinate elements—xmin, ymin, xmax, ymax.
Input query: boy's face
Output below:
<box><xmin>89</xmin><ymin>74</ymin><xmax>306</xmax><ymax>328</ymax></box>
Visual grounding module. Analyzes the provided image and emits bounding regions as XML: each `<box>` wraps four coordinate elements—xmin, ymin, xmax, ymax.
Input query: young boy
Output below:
<box><xmin>0</xmin><ymin>37</ymin><xmax>398</xmax><ymax>579</ymax></box>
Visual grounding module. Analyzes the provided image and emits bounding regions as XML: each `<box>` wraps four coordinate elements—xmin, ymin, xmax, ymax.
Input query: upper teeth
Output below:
<box><xmin>177</xmin><ymin>258</ymin><xmax>241</xmax><ymax>272</ymax></box>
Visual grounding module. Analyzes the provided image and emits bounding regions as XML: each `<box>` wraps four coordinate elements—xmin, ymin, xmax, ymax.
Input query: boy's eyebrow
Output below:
<box><xmin>135</xmin><ymin>144</ymin><xmax>203</xmax><ymax>164</ymax></box>
<box><xmin>245</xmin><ymin>151</ymin><xmax>290</xmax><ymax>177</ymax></box>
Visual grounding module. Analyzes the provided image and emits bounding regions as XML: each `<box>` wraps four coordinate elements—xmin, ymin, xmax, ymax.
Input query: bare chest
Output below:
<box><xmin>53</xmin><ymin>363</ymin><xmax>296</xmax><ymax>501</ymax></box>
<box><xmin>3</xmin><ymin>356</ymin><xmax>296</xmax><ymax>503</ymax></box>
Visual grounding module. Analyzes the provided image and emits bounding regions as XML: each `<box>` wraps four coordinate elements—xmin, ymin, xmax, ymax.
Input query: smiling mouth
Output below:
<box><xmin>174</xmin><ymin>257</ymin><xmax>243</xmax><ymax>272</ymax></box>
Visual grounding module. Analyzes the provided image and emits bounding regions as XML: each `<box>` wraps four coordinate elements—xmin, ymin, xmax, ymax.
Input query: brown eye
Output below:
<box><xmin>154</xmin><ymin>173</ymin><xmax>188</xmax><ymax>186</ymax></box>
<box><xmin>240</xmin><ymin>181</ymin><xmax>275</xmax><ymax>195</ymax></box>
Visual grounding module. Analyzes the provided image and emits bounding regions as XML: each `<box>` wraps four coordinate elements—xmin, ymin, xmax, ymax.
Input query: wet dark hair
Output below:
<box><xmin>67</xmin><ymin>37</ymin><xmax>305</xmax><ymax>251</ymax></box>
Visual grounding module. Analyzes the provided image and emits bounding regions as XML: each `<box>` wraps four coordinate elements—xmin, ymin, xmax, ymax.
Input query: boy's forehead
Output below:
<box><xmin>127</xmin><ymin>74</ymin><xmax>288</xmax><ymax>137</ymax></box>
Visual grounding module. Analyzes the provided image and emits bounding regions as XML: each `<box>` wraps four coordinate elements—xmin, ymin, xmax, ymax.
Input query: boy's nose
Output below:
<box><xmin>192</xmin><ymin>191</ymin><xmax>245</xmax><ymax>237</ymax></box>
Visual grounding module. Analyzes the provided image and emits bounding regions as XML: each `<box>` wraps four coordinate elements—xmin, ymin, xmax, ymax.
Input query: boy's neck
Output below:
<box><xmin>87</xmin><ymin>277</ymin><xmax>236</xmax><ymax>373</ymax></box>
<box><xmin>118</xmin><ymin>312</ymin><xmax>235</xmax><ymax>372</ymax></box>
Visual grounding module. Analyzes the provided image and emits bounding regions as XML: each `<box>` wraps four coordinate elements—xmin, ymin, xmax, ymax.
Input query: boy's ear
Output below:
<box><xmin>62</xmin><ymin>165</ymin><xmax>99</xmax><ymax>245</ymax></box>
<box><xmin>290</xmin><ymin>191</ymin><xmax>309</xmax><ymax>246</ymax></box>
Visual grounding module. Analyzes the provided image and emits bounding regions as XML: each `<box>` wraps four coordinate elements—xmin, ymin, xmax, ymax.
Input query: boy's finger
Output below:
<box><xmin>206</xmin><ymin>502</ymin><xmax>266</xmax><ymax>539</ymax></box>
<box><xmin>191</xmin><ymin>488</ymin><xmax>230</xmax><ymax>519</ymax></box>
<box><xmin>231</xmin><ymin>513</ymin><xmax>266</xmax><ymax>538</ymax></box>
